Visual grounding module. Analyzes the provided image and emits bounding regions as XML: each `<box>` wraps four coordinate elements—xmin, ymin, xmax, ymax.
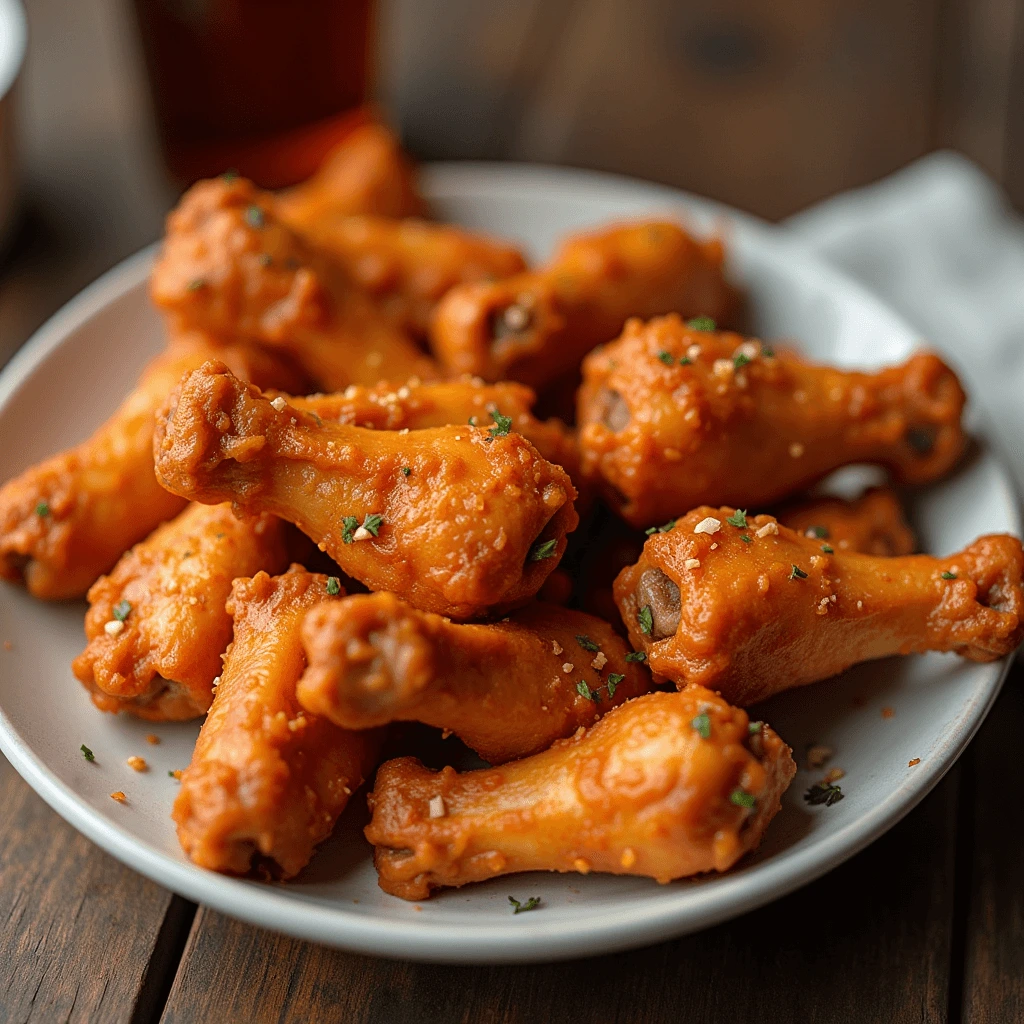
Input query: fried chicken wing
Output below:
<box><xmin>614</xmin><ymin>507</ymin><xmax>1024</xmax><ymax>706</ymax></box>
<box><xmin>153</xmin><ymin>362</ymin><xmax>578</xmax><ymax>619</ymax></box>
<box><xmin>777</xmin><ymin>487</ymin><xmax>916</xmax><ymax>556</ymax></box>
<box><xmin>429</xmin><ymin>221</ymin><xmax>737</xmax><ymax>391</ymax></box>
<box><xmin>173</xmin><ymin>566</ymin><xmax>383</xmax><ymax>878</ymax></box>
<box><xmin>286</xmin><ymin>215</ymin><xmax>527</xmax><ymax>338</ymax></box>
<box><xmin>297</xmin><ymin>595</ymin><xmax>651</xmax><ymax>763</ymax></box>
<box><xmin>578</xmin><ymin>316</ymin><xmax>967</xmax><ymax>528</ymax></box>
<box><xmin>72</xmin><ymin>502</ymin><xmax>289</xmax><ymax>720</ymax></box>
<box><xmin>0</xmin><ymin>334</ymin><xmax>299</xmax><ymax>600</ymax></box>
<box><xmin>365</xmin><ymin>687</ymin><xmax>795</xmax><ymax>899</ymax></box>
<box><xmin>151</xmin><ymin>176</ymin><xmax>438</xmax><ymax>390</ymax></box>
<box><xmin>276</xmin><ymin>122</ymin><xmax>425</xmax><ymax>224</ymax></box>
<box><xmin>278</xmin><ymin>376</ymin><xmax>580</xmax><ymax>485</ymax></box>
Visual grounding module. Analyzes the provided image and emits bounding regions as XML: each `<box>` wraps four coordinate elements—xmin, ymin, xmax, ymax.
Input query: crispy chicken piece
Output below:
<box><xmin>286</xmin><ymin>215</ymin><xmax>527</xmax><ymax>338</ymax></box>
<box><xmin>153</xmin><ymin>362</ymin><xmax>578</xmax><ymax>619</ymax></box>
<box><xmin>72</xmin><ymin>503</ymin><xmax>289</xmax><ymax>720</ymax></box>
<box><xmin>429</xmin><ymin>220</ymin><xmax>737</xmax><ymax>391</ymax></box>
<box><xmin>276</xmin><ymin>122</ymin><xmax>425</xmax><ymax>224</ymax></box>
<box><xmin>150</xmin><ymin>176</ymin><xmax>438</xmax><ymax>390</ymax></box>
<box><xmin>0</xmin><ymin>334</ymin><xmax>299</xmax><ymax>600</ymax></box>
<box><xmin>614</xmin><ymin>506</ymin><xmax>1024</xmax><ymax>706</ymax></box>
<box><xmin>365</xmin><ymin>687</ymin><xmax>795</xmax><ymax>899</ymax></box>
<box><xmin>578</xmin><ymin>316</ymin><xmax>967</xmax><ymax>528</ymax></box>
<box><xmin>297</xmin><ymin>595</ymin><xmax>651</xmax><ymax>764</ymax></box>
<box><xmin>777</xmin><ymin>487</ymin><xmax>916</xmax><ymax>557</ymax></box>
<box><xmin>173</xmin><ymin>566</ymin><xmax>383</xmax><ymax>878</ymax></box>
<box><xmin>278</xmin><ymin>376</ymin><xmax>580</xmax><ymax>486</ymax></box>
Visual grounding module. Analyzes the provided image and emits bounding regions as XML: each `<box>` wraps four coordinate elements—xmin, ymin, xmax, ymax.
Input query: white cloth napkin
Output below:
<box><xmin>785</xmin><ymin>151</ymin><xmax>1024</xmax><ymax>492</ymax></box>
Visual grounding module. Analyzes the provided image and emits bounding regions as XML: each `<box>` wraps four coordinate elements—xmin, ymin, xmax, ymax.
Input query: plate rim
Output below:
<box><xmin>0</xmin><ymin>162</ymin><xmax>1019</xmax><ymax>963</ymax></box>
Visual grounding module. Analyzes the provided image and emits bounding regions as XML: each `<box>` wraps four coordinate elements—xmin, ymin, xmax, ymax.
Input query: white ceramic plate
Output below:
<box><xmin>0</xmin><ymin>165</ymin><xmax>1018</xmax><ymax>964</ymax></box>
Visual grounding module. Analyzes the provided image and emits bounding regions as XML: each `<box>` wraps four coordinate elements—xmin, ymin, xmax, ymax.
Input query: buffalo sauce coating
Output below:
<box><xmin>153</xmin><ymin>362</ymin><xmax>578</xmax><ymax>620</ymax></box>
<box><xmin>73</xmin><ymin>502</ymin><xmax>289</xmax><ymax>721</ymax></box>
<box><xmin>297</xmin><ymin>594</ymin><xmax>652</xmax><ymax>763</ymax></box>
<box><xmin>614</xmin><ymin>506</ymin><xmax>1024</xmax><ymax>705</ymax></box>
<box><xmin>577</xmin><ymin>315</ymin><xmax>967</xmax><ymax>528</ymax></box>
<box><xmin>173</xmin><ymin>566</ymin><xmax>383</xmax><ymax>879</ymax></box>
<box><xmin>364</xmin><ymin>687</ymin><xmax>795</xmax><ymax>899</ymax></box>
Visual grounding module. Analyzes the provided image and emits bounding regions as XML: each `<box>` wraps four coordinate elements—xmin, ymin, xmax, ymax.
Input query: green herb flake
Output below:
<box><xmin>687</xmin><ymin>316</ymin><xmax>717</xmax><ymax>332</ymax></box>
<box><xmin>733</xmin><ymin>353</ymin><xmax>752</xmax><ymax>370</ymax></box>
<box><xmin>762</xmin><ymin>345</ymin><xmax>776</xmax><ymax>358</ymax></box>
<box><xmin>341</xmin><ymin>516</ymin><xmax>359</xmax><ymax>544</ymax></box>
<box><xmin>222</xmin><ymin>169</ymin><xmax>239</xmax><ymax>182</ymax></box>
<box><xmin>35</xmin><ymin>500</ymin><xmax>50</xmax><ymax>517</ymax></box>
<box><xmin>638</xmin><ymin>605</ymin><xmax>654</xmax><ymax>636</ymax></box>
<box><xmin>606</xmin><ymin>673</ymin><xmax>625</xmax><ymax>697</ymax></box>
<box><xmin>691</xmin><ymin>713</ymin><xmax>711</xmax><ymax>739</ymax></box>
<box><xmin>528</xmin><ymin>538</ymin><xmax>558</xmax><ymax>562</ymax></box>
<box><xmin>80</xmin><ymin>744</ymin><xmax>95</xmax><ymax>762</ymax></box>
<box><xmin>645</xmin><ymin>519</ymin><xmax>677</xmax><ymax>536</ymax></box>
<box><xmin>678</xmin><ymin>356</ymin><xmax>692</xmax><ymax>366</ymax></box>
<box><xmin>509</xmin><ymin>895</ymin><xmax>541</xmax><ymax>914</ymax></box>
<box><xmin>726</xmin><ymin>509</ymin><xmax>747</xmax><ymax>529</ymax></box>
<box><xmin>401</xmin><ymin>466</ymin><xmax>412</xmax><ymax>477</ymax></box>
<box><xmin>186</xmin><ymin>278</ymin><xmax>206</xmax><ymax>292</ymax></box>
<box><xmin>326</xmin><ymin>576</ymin><xmax>341</xmax><ymax>596</ymax></box>
<box><xmin>941</xmin><ymin>571</ymin><xmax>957</xmax><ymax>580</ymax></box>
<box><xmin>740</xmin><ymin>534</ymin><xmax>752</xmax><ymax>544</ymax></box>
<box><xmin>730</xmin><ymin>788</ymin><xmax>756</xmax><ymax>809</ymax></box>
<box><xmin>624</xmin><ymin>651</ymin><xmax>647</xmax><ymax>663</ymax></box>
<box><xmin>576</xmin><ymin>680</ymin><xmax>596</xmax><ymax>702</ymax></box>
<box><xmin>112</xmin><ymin>600</ymin><xmax>132</xmax><ymax>622</ymax></box>
<box><xmin>804</xmin><ymin>782</ymin><xmax>844</xmax><ymax>807</ymax></box>
<box><xmin>575</xmin><ymin>634</ymin><xmax>600</xmax><ymax>653</ymax></box>
<box><xmin>748</xmin><ymin>721</ymin><xmax>763</xmax><ymax>734</ymax></box>
<box><xmin>488</xmin><ymin>410</ymin><xmax>513</xmax><ymax>438</ymax></box>
<box><xmin>822</xmin><ymin>544</ymin><xmax>834</xmax><ymax>554</ymax></box>
<box><xmin>657</xmin><ymin>350</ymin><xmax>674</xmax><ymax>365</ymax></box>
<box><xmin>361</xmin><ymin>513</ymin><xmax>384</xmax><ymax>537</ymax></box>
<box><xmin>808</xmin><ymin>525</ymin><xmax>829</xmax><ymax>539</ymax></box>
<box><xmin>468</xmin><ymin>415</ymin><xmax>478</xmax><ymax>427</ymax></box>
<box><xmin>245</xmin><ymin>205</ymin><xmax>265</xmax><ymax>229</ymax></box>
<box><xmin>789</xmin><ymin>564</ymin><xmax>808</xmax><ymax>580</ymax></box>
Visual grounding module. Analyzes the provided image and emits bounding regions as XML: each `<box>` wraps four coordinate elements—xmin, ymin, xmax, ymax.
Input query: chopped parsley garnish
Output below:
<box><xmin>245</xmin><ymin>205</ymin><xmax>265</xmax><ymax>229</ymax></box>
<box><xmin>35</xmin><ymin>500</ymin><xmax>50</xmax><ymax>517</ymax></box>
<box><xmin>687</xmin><ymin>316</ymin><xmax>716</xmax><ymax>332</ymax></box>
<box><xmin>733</xmin><ymin>353</ymin><xmax>751</xmax><ymax>370</ymax></box>
<box><xmin>678</xmin><ymin>356</ymin><xmax>692</xmax><ymax>366</ymax></box>
<box><xmin>326</xmin><ymin>576</ymin><xmax>341</xmax><ymax>596</ymax></box>
<box><xmin>638</xmin><ymin>605</ymin><xmax>654</xmax><ymax>635</ymax></box>
<box><xmin>468</xmin><ymin>415</ymin><xmax>477</xmax><ymax>427</ymax></box>
<box><xmin>80</xmin><ymin>744</ymin><xmax>95</xmax><ymax>762</ymax></box>
<box><xmin>112</xmin><ymin>600</ymin><xmax>132</xmax><ymax>622</ymax></box>
<box><xmin>740</xmin><ymin>534</ymin><xmax>752</xmax><ymax>544</ymax></box>
<box><xmin>341</xmin><ymin>516</ymin><xmax>359</xmax><ymax>544</ymax></box>
<box><xmin>789</xmin><ymin>565</ymin><xmax>808</xmax><ymax>580</ymax></box>
<box><xmin>186</xmin><ymin>278</ymin><xmax>206</xmax><ymax>291</ymax></box>
<box><xmin>941</xmin><ymin>571</ymin><xmax>957</xmax><ymax>580</ymax></box>
<box><xmin>509</xmin><ymin>895</ymin><xmax>541</xmax><ymax>914</ymax></box>
<box><xmin>725</xmin><ymin>509</ymin><xmax>747</xmax><ymax>529</ymax></box>
<box><xmin>488</xmin><ymin>410</ymin><xmax>513</xmax><ymax>437</ymax></box>
<box><xmin>624</xmin><ymin>651</ymin><xmax>647</xmax><ymax>663</ymax></box>
<box><xmin>401</xmin><ymin>466</ymin><xmax>411</xmax><ymax>476</ymax></box>
<box><xmin>576</xmin><ymin>680</ymin><xmax>596</xmax><ymax>702</ymax></box>
<box><xmin>762</xmin><ymin>345</ymin><xmax>775</xmax><ymax>358</ymax></box>
<box><xmin>657</xmin><ymin>351</ymin><xmax>674</xmax><ymax>365</ymax></box>
<box><xmin>691</xmin><ymin>713</ymin><xmax>711</xmax><ymax>739</ymax></box>
<box><xmin>575</xmin><ymin>635</ymin><xmax>600</xmax><ymax>653</ymax></box>
<box><xmin>730</xmin><ymin>788</ymin><xmax>756</xmax><ymax>809</ymax></box>
<box><xmin>528</xmin><ymin>538</ymin><xmax>558</xmax><ymax>562</ymax></box>
<box><xmin>606</xmin><ymin>673</ymin><xmax>625</xmax><ymax>696</ymax></box>
<box><xmin>808</xmin><ymin>525</ymin><xmax>829</xmax><ymax>539</ymax></box>
<box><xmin>804</xmin><ymin>782</ymin><xmax>844</xmax><ymax>807</ymax></box>
<box><xmin>748</xmin><ymin>721</ymin><xmax>763</xmax><ymax>734</ymax></box>
<box><xmin>222</xmin><ymin>169</ymin><xmax>239</xmax><ymax>182</ymax></box>
<box><xmin>645</xmin><ymin>519</ymin><xmax>676</xmax><ymax>536</ymax></box>
<box><xmin>822</xmin><ymin>544</ymin><xmax>834</xmax><ymax>554</ymax></box>
<box><xmin>362</xmin><ymin>513</ymin><xmax>383</xmax><ymax>537</ymax></box>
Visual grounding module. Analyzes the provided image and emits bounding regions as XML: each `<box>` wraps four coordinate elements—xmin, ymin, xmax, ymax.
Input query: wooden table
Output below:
<box><xmin>3</xmin><ymin>1</ymin><xmax>1024</xmax><ymax>1020</ymax></box>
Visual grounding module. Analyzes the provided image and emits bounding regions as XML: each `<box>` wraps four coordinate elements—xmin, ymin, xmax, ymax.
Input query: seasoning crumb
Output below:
<box><xmin>823</xmin><ymin>767</ymin><xmax>845</xmax><ymax>784</ymax></box>
<box><xmin>694</xmin><ymin>516</ymin><xmax>722</xmax><ymax>535</ymax></box>
<box><xmin>908</xmin><ymin>758</ymin><xmax>921</xmax><ymax>767</ymax></box>
<box><xmin>710</xmin><ymin>542</ymin><xmax>718</xmax><ymax>550</ymax></box>
<box><xmin>270</xmin><ymin>396</ymin><xmax>287</xmax><ymax>412</ymax></box>
<box><xmin>562</xmin><ymin>662</ymin><xmax>574</xmax><ymax>674</ymax></box>
<box><xmin>145</xmin><ymin>734</ymin><xmax>160</xmax><ymax>746</ymax></box>
<box><xmin>551</xmin><ymin>640</ymin><xmax>563</xmax><ymax>656</ymax></box>
<box><xmin>882</xmin><ymin>707</ymin><xmax>895</xmax><ymax>719</ymax></box>
<box><xmin>428</xmin><ymin>795</ymin><xmax>446</xmax><ymax>818</ymax></box>
<box><xmin>806</xmin><ymin>745</ymin><xmax>833</xmax><ymax>770</ymax></box>
<box><xmin>104</xmin><ymin>619</ymin><xmax>125</xmax><ymax>636</ymax></box>
<box><xmin>755</xmin><ymin>521</ymin><xmax>779</xmax><ymax>539</ymax></box>
<box><xmin>110</xmin><ymin>791</ymin><xmax>127</xmax><ymax>803</ymax></box>
<box><xmin>684</xmin><ymin>558</ymin><xmax>701</xmax><ymax>570</ymax></box>
<box><xmin>591</xmin><ymin>652</ymin><xmax>607</xmax><ymax>670</ymax></box>
<box><xmin>573</xmin><ymin>858</ymin><xmax>592</xmax><ymax>875</ymax></box>
<box><xmin>789</xmin><ymin>442</ymin><xmax>805</xmax><ymax>458</ymax></box>
<box><xmin>126</xmin><ymin>756</ymin><xmax>148</xmax><ymax>772</ymax></box>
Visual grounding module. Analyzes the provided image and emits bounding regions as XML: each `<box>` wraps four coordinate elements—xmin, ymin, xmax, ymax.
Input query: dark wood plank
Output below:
<box><xmin>0</xmin><ymin>751</ymin><xmax>195</xmax><ymax>1024</ymax></box>
<box><xmin>162</xmin><ymin>769</ymin><xmax>959</xmax><ymax>1024</ymax></box>
<box><xmin>960</xmin><ymin>670</ymin><xmax>1024</xmax><ymax>1022</ymax></box>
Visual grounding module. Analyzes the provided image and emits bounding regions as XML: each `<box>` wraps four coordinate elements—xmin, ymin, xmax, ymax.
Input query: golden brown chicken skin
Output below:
<box><xmin>0</xmin><ymin>334</ymin><xmax>299</xmax><ymax>600</ymax></box>
<box><xmin>277</xmin><ymin>376</ymin><xmax>580</xmax><ymax>486</ymax></box>
<box><xmin>297</xmin><ymin>595</ymin><xmax>651</xmax><ymax>764</ymax></box>
<box><xmin>153</xmin><ymin>363</ymin><xmax>578</xmax><ymax>619</ymax></box>
<box><xmin>429</xmin><ymin>220</ymin><xmax>737</xmax><ymax>391</ymax></box>
<box><xmin>72</xmin><ymin>502</ymin><xmax>289</xmax><ymax>721</ymax></box>
<box><xmin>150</xmin><ymin>176</ymin><xmax>438</xmax><ymax>390</ymax></box>
<box><xmin>173</xmin><ymin>566</ymin><xmax>383</xmax><ymax>878</ymax></box>
<box><xmin>365</xmin><ymin>687</ymin><xmax>795</xmax><ymax>900</ymax></box>
<box><xmin>287</xmin><ymin>215</ymin><xmax>527</xmax><ymax>338</ymax></box>
<box><xmin>578</xmin><ymin>316</ymin><xmax>967</xmax><ymax>528</ymax></box>
<box><xmin>614</xmin><ymin>507</ymin><xmax>1024</xmax><ymax>706</ymax></box>
<box><xmin>777</xmin><ymin>487</ymin><xmax>916</xmax><ymax>557</ymax></box>
<box><xmin>275</xmin><ymin>122</ymin><xmax>425</xmax><ymax>225</ymax></box>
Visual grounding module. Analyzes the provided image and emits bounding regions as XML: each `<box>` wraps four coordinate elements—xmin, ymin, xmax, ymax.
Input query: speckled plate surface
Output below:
<box><xmin>0</xmin><ymin>164</ymin><xmax>1018</xmax><ymax>963</ymax></box>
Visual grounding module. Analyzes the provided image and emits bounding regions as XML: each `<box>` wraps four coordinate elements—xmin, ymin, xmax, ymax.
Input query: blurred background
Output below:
<box><xmin>2</xmin><ymin>0</ymin><xmax>1023</xmax><ymax>364</ymax></box>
